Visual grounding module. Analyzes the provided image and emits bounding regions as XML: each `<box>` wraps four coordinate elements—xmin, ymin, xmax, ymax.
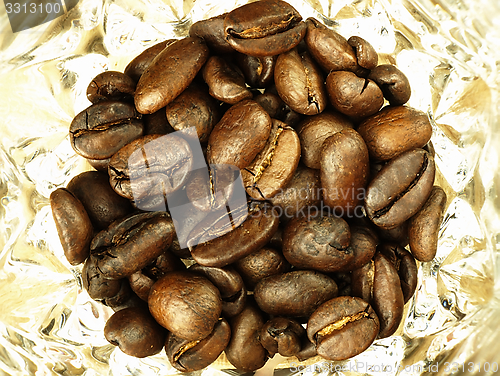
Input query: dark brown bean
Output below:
<box><xmin>254</xmin><ymin>270</ymin><xmax>338</xmax><ymax>317</ymax></box>
<box><xmin>234</xmin><ymin>246</ymin><xmax>290</xmax><ymax>290</ymax></box>
<box><xmin>296</xmin><ymin>111</ymin><xmax>353</xmax><ymax>169</ymax></box>
<box><xmin>335</xmin><ymin>226</ymin><xmax>378</xmax><ymax>272</ymax></box>
<box><xmin>189</xmin><ymin>13</ymin><xmax>234</xmax><ymax>54</ymax></box>
<box><xmin>66</xmin><ymin>171</ymin><xmax>132</xmax><ymax>230</ymax></box>
<box><xmin>305</xmin><ymin>18</ymin><xmax>357</xmax><ymax>72</ymax></box>
<box><xmin>104</xmin><ymin>306</ymin><xmax>166</xmax><ymax>358</ymax></box>
<box><xmin>108</xmin><ymin>134</ymin><xmax>193</xmax><ymax>207</ymax></box>
<box><xmin>124</xmin><ymin>40</ymin><xmax>175</xmax><ymax>82</ymax></box>
<box><xmin>50</xmin><ymin>188</ymin><xmax>93</xmax><ymax>265</ymax></box>
<box><xmin>283</xmin><ymin>215</ymin><xmax>352</xmax><ymax>272</ymax></box>
<box><xmin>368</xmin><ymin>64</ymin><xmax>411</xmax><ymax>105</ymax></box>
<box><xmin>207</xmin><ymin>99</ymin><xmax>272</xmax><ymax>169</ymax></box>
<box><xmin>82</xmin><ymin>255</ymin><xmax>122</xmax><ymax>301</ymax></box>
<box><xmin>364</xmin><ymin>148</ymin><xmax>435</xmax><ymax>229</ymax></box>
<box><xmin>134</xmin><ymin>37</ymin><xmax>210</xmax><ymax>114</ymax></box>
<box><xmin>202</xmin><ymin>56</ymin><xmax>253</xmax><ymax>105</ymax></box>
<box><xmin>259</xmin><ymin>317</ymin><xmax>305</xmax><ymax>357</ymax></box>
<box><xmin>255</xmin><ymin>90</ymin><xmax>302</xmax><ymax>127</ymax></box>
<box><xmin>127</xmin><ymin>271</ymin><xmax>155</xmax><ymax>302</ymax></box>
<box><xmin>274</xmin><ymin>48</ymin><xmax>327</xmax><ymax>115</ymax></box>
<box><xmin>224</xmin><ymin>0</ymin><xmax>306</xmax><ymax>57</ymax></box>
<box><xmin>106</xmin><ymin>281</ymin><xmax>146</xmax><ymax>312</ymax></box>
<box><xmin>348</xmin><ymin>36</ymin><xmax>378</xmax><ymax>70</ymax></box>
<box><xmin>236</xmin><ymin>54</ymin><xmax>277</xmax><ymax>88</ymax></box>
<box><xmin>296</xmin><ymin>337</ymin><xmax>318</xmax><ymax>361</ymax></box>
<box><xmin>408</xmin><ymin>186</ymin><xmax>447</xmax><ymax>262</ymax></box>
<box><xmin>190</xmin><ymin>203</ymin><xmax>280</xmax><ymax>267</ymax></box>
<box><xmin>86</xmin><ymin>71</ymin><xmax>135</xmax><ymax>103</ymax></box>
<box><xmin>225</xmin><ymin>300</ymin><xmax>268</xmax><ymax>372</ymax></box>
<box><xmin>166</xmin><ymin>318</ymin><xmax>231</xmax><ymax>372</ymax></box>
<box><xmin>307</xmin><ymin>296</ymin><xmax>379</xmax><ymax>361</ymax></box>
<box><xmin>320</xmin><ymin>128</ymin><xmax>369</xmax><ymax>215</ymax></box>
<box><xmin>148</xmin><ymin>271</ymin><xmax>222</xmax><ymax>341</ymax></box>
<box><xmin>90</xmin><ymin>212</ymin><xmax>175</xmax><ymax>279</ymax></box>
<box><xmin>165</xmin><ymin>85</ymin><xmax>219</xmax><ymax>143</ymax></box>
<box><xmin>326</xmin><ymin>71</ymin><xmax>384</xmax><ymax>118</ymax></box>
<box><xmin>69</xmin><ymin>101</ymin><xmax>143</xmax><ymax>160</ymax></box>
<box><xmin>242</xmin><ymin>119</ymin><xmax>300</xmax><ymax>200</ymax></box>
<box><xmin>357</xmin><ymin>106</ymin><xmax>432</xmax><ymax>161</ymax></box>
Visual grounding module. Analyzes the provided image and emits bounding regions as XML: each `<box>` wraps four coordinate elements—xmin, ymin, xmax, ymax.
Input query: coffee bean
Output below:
<box><xmin>127</xmin><ymin>271</ymin><xmax>155</xmax><ymax>302</ymax></box>
<box><xmin>82</xmin><ymin>255</ymin><xmax>122</xmax><ymax>300</ymax></box>
<box><xmin>207</xmin><ymin>99</ymin><xmax>272</xmax><ymax>169</ymax></box>
<box><xmin>365</xmin><ymin>148</ymin><xmax>435</xmax><ymax>229</ymax></box>
<box><xmin>259</xmin><ymin>317</ymin><xmax>305</xmax><ymax>357</ymax></box>
<box><xmin>368</xmin><ymin>64</ymin><xmax>411</xmax><ymax>105</ymax></box>
<box><xmin>69</xmin><ymin>101</ymin><xmax>143</xmax><ymax>160</ymax></box>
<box><xmin>307</xmin><ymin>296</ymin><xmax>379</xmax><ymax>361</ymax></box>
<box><xmin>254</xmin><ymin>270</ymin><xmax>338</xmax><ymax>317</ymax></box>
<box><xmin>135</xmin><ymin>37</ymin><xmax>210</xmax><ymax>114</ymax></box>
<box><xmin>296</xmin><ymin>111</ymin><xmax>353</xmax><ymax>169</ymax></box>
<box><xmin>225</xmin><ymin>300</ymin><xmax>269</xmax><ymax>372</ymax></box>
<box><xmin>357</xmin><ymin>106</ymin><xmax>432</xmax><ymax>161</ymax></box>
<box><xmin>348</xmin><ymin>36</ymin><xmax>378</xmax><ymax>70</ymax></box>
<box><xmin>202</xmin><ymin>56</ymin><xmax>253</xmax><ymax>105</ymax></box>
<box><xmin>283</xmin><ymin>215</ymin><xmax>352</xmax><ymax>272</ymax></box>
<box><xmin>50</xmin><ymin>188</ymin><xmax>93</xmax><ymax>265</ymax></box>
<box><xmin>255</xmin><ymin>90</ymin><xmax>302</xmax><ymax>126</ymax></box>
<box><xmin>124</xmin><ymin>40</ymin><xmax>175</xmax><ymax>82</ymax></box>
<box><xmin>86</xmin><ymin>71</ymin><xmax>135</xmax><ymax>103</ymax></box>
<box><xmin>104</xmin><ymin>306</ymin><xmax>166</xmax><ymax>358</ymax></box>
<box><xmin>236</xmin><ymin>54</ymin><xmax>277</xmax><ymax>88</ymax></box>
<box><xmin>189</xmin><ymin>13</ymin><xmax>234</xmax><ymax>54</ymax></box>
<box><xmin>320</xmin><ymin>128</ymin><xmax>369</xmax><ymax>215</ymax></box>
<box><xmin>274</xmin><ymin>48</ymin><xmax>327</xmax><ymax>115</ymax></box>
<box><xmin>242</xmin><ymin>119</ymin><xmax>300</xmax><ymax>200</ymax></box>
<box><xmin>335</xmin><ymin>226</ymin><xmax>378</xmax><ymax>272</ymax></box>
<box><xmin>148</xmin><ymin>270</ymin><xmax>222</xmax><ymax>341</ymax></box>
<box><xmin>326</xmin><ymin>71</ymin><xmax>384</xmax><ymax>118</ymax></box>
<box><xmin>224</xmin><ymin>0</ymin><xmax>306</xmax><ymax>56</ymax></box>
<box><xmin>408</xmin><ymin>186</ymin><xmax>447</xmax><ymax>261</ymax></box>
<box><xmin>166</xmin><ymin>318</ymin><xmax>231</xmax><ymax>372</ymax></box>
<box><xmin>296</xmin><ymin>337</ymin><xmax>317</xmax><ymax>361</ymax></box>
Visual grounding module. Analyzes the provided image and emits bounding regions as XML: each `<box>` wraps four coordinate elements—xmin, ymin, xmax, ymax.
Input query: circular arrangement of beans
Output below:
<box><xmin>50</xmin><ymin>0</ymin><xmax>447</xmax><ymax>372</ymax></box>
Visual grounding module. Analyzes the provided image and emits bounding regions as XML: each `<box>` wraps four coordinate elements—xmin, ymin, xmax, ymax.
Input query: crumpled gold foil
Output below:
<box><xmin>0</xmin><ymin>0</ymin><xmax>499</xmax><ymax>374</ymax></box>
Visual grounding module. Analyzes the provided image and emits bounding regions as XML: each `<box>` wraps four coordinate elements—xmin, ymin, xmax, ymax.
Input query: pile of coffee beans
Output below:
<box><xmin>50</xmin><ymin>0</ymin><xmax>448</xmax><ymax>372</ymax></box>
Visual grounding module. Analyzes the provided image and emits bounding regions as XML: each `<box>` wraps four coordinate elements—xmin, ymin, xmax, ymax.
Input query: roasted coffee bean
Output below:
<box><xmin>377</xmin><ymin>221</ymin><xmax>409</xmax><ymax>247</ymax></box>
<box><xmin>236</xmin><ymin>54</ymin><xmax>277</xmax><ymax>88</ymax></box>
<box><xmin>128</xmin><ymin>271</ymin><xmax>155</xmax><ymax>302</ymax></box>
<box><xmin>336</xmin><ymin>226</ymin><xmax>378</xmax><ymax>272</ymax></box>
<box><xmin>296</xmin><ymin>337</ymin><xmax>317</xmax><ymax>361</ymax></box>
<box><xmin>274</xmin><ymin>48</ymin><xmax>327</xmax><ymax>115</ymax></box>
<box><xmin>224</xmin><ymin>0</ymin><xmax>306</xmax><ymax>57</ymax></box>
<box><xmin>189</xmin><ymin>13</ymin><xmax>234</xmax><ymax>54</ymax></box>
<box><xmin>108</xmin><ymin>134</ymin><xmax>193</xmax><ymax>206</ymax></box>
<box><xmin>207</xmin><ymin>99</ymin><xmax>272</xmax><ymax>169</ymax></box>
<box><xmin>351</xmin><ymin>253</ymin><xmax>404</xmax><ymax>338</ymax></box>
<box><xmin>242</xmin><ymin>119</ymin><xmax>300</xmax><ymax>200</ymax></box>
<box><xmin>320</xmin><ymin>128</ymin><xmax>369</xmax><ymax>214</ymax></box>
<box><xmin>307</xmin><ymin>296</ymin><xmax>379</xmax><ymax>361</ymax></box>
<box><xmin>202</xmin><ymin>56</ymin><xmax>253</xmax><ymax>105</ymax></box>
<box><xmin>189</xmin><ymin>264</ymin><xmax>247</xmax><ymax>318</ymax></box>
<box><xmin>166</xmin><ymin>318</ymin><xmax>231</xmax><ymax>372</ymax></box>
<box><xmin>305</xmin><ymin>18</ymin><xmax>357</xmax><ymax>72</ymax></box>
<box><xmin>283</xmin><ymin>215</ymin><xmax>352</xmax><ymax>272</ymax></box>
<box><xmin>269</xmin><ymin>166</ymin><xmax>322</xmax><ymax>221</ymax></box>
<box><xmin>149</xmin><ymin>271</ymin><xmax>222</xmax><ymax>341</ymax></box>
<box><xmin>365</xmin><ymin>148</ymin><xmax>435</xmax><ymax>229</ymax></box>
<box><xmin>348</xmin><ymin>36</ymin><xmax>378</xmax><ymax>70</ymax></box>
<box><xmin>259</xmin><ymin>317</ymin><xmax>305</xmax><ymax>357</ymax></box>
<box><xmin>67</xmin><ymin>171</ymin><xmax>132</xmax><ymax>230</ymax></box>
<box><xmin>255</xmin><ymin>91</ymin><xmax>302</xmax><ymax>127</ymax></box>
<box><xmin>368</xmin><ymin>64</ymin><xmax>411</xmax><ymax>105</ymax></box>
<box><xmin>124</xmin><ymin>40</ymin><xmax>175</xmax><ymax>82</ymax></box>
<box><xmin>357</xmin><ymin>106</ymin><xmax>432</xmax><ymax>161</ymax></box>
<box><xmin>234</xmin><ymin>246</ymin><xmax>290</xmax><ymax>290</ymax></box>
<box><xmin>50</xmin><ymin>188</ymin><xmax>93</xmax><ymax>265</ymax></box>
<box><xmin>90</xmin><ymin>212</ymin><xmax>175</xmax><ymax>279</ymax></box>
<box><xmin>296</xmin><ymin>111</ymin><xmax>353</xmax><ymax>169</ymax></box>
<box><xmin>106</xmin><ymin>281</ymin><xmax>146</xmax><ymax>312</ymax></box>
<box><xmin>135</xmin><ymin>37</ymin><xmax>210</xmax><ymax>114</ymax></box>
<box><xmin>378</xmin><ymin>243</ymin><xmax>418</xmax><ymax>303</ymax></box>
<box><xmin>104</xmin><ymin>306</ymin><xmax>166</xmax><ymax>358</ymax></box>
<box><xmin>408</xmin><ymin>186</ymin><xmax>447</xmax><ymax>262</ymax></box>
<box><xmin>69</xmin><ymin>101</ymin><xmax>143</xmax><ymax>160</ymax></box>
<box><xmin>86</xmin><ymin>71</ymin><xmax>135</xmax><ymax>103</ymax></box>
<box><xmin>225</xmin><ymin>300</ymin><xmax>268</xmax><ymax>372</ymax></box>
<box><xmin>190</xmin><ymin>203</ymin><xmax>280</xmax><ymax>267</ymax></box>
<box><xmin>82</xmin><ymin>255</ymin><xmax>122</xmax><ymax>300</ymax></box>
<box><xmin>254</xmin><ymin>270</ymin><xmax>338</xmax><ymax>317</ymax></box>
<box><xmin>326</xmin><ymin>71</ymin><xmax>384</xmax><ymax>118</ymax></box>
<box><xmin>165</xmin><ymin>85</ymin><xmax>220</xmax><ymax>143</ymax></box>
<box><xmin>143</xmin><ymin>107</ymin><xmax>175</xmax><ymax>135</ymax></box>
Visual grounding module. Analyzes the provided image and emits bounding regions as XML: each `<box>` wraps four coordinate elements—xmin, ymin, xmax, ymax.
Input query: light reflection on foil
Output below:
<box><xmin>0</xmin><ymin>0</ymin><xmax>499</xmax><ymax>375</ymax></box>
